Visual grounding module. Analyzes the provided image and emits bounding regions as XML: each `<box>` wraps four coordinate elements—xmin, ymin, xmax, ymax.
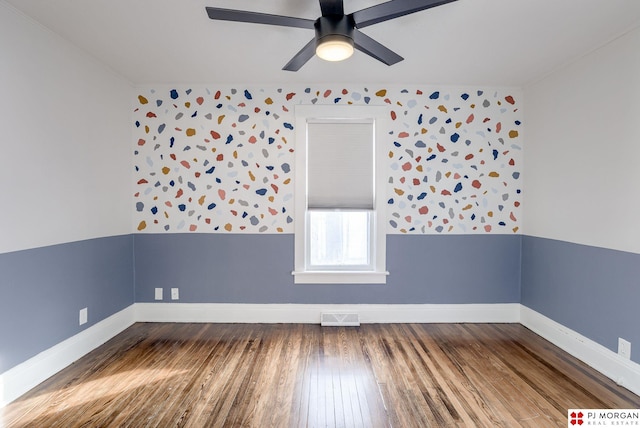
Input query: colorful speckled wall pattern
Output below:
<box><xmin>133</xmin><ymin>86</ymin><xmax>522</xmax><ymax>234</ymax></box>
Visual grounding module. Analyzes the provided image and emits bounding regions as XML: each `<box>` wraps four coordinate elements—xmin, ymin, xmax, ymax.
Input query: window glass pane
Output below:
<box><xmin>308</xmin><ymin>211</ymin><xmax>370</xmax><ymax>267</ymax></box>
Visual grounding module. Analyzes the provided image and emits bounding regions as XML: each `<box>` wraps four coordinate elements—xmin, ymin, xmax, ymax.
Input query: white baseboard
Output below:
<box><xmin>0</xmin><ymin>305</ymin><xmax>135</xmax><ymax>408</ymax></box>
<box><xmin>520</xmin><ymin>305</ymin><xmax>640</xmax><ymax>397</ymax></box>
<box><xmin>134</xmin><ymin>302</ymin><xmax>521</xmax><ymax>324</ymax></box>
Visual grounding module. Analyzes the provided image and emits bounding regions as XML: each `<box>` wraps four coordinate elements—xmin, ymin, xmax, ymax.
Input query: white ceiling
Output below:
<box><xmin>5</xmin><ymin>0</ymin><xmax>640</xmax><ymax>86</ymax></box>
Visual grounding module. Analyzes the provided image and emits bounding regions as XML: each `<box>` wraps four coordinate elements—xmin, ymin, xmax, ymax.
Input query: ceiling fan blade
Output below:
<box><xmin>319</xmin><ymin>0</ymin><xmax>344</xmax><ymax>17</ymax></box>
<box><xmin>282</xmin><ymin>38</ymin><xmax>317</xmax><ymax>71</ymax></box>
<box><xmin>206</xmin><ymin>7</ymin><xmax>315</xmax><ymax>29</ymax></box>
<box><xmin>351</xmin><ymin>0</ymin><xmax>458</xmax><ymax>29</ymax></box>
<box><xmin>353</xmin><ymin>30</ymin><xmax>403</xmax><ymax>66</ymax></box>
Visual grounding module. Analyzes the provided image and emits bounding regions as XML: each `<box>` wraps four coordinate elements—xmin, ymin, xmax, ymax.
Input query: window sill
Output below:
<box><xmin>292</xmin><ymin>270</ymin><xmax>389</xmax><ymax>284</ymax></box>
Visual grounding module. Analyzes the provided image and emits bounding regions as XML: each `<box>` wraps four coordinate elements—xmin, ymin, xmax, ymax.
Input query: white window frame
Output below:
<box><xmin>292</xmin><ymin>105</ymin><xmax>389</xmax><ymax>284</ymax></box>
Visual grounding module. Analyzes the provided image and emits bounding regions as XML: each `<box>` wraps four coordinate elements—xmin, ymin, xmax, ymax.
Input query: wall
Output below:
<box><xmin>132</xmin><ymin>85</ymin><xmax>524</xmax><ymax>303</ymax></box>
<box><xmin>133</xmin><ymin>85</ymin><xmax>523</xmax><ymax>235</ymax></box>
<box><xmin>522</xmin><ymin>26</ymin><xmax>640</xmax><ymax>364</ymax></box>
<box><xmin>0</xmin><ymin>3</ymin><xmax>133</xmax><ymax>373</ymax></box>
<box><xmin>0</xmin><ymin>236</ymin><xmax>134</xmax><ymax>373</ymax></box>
<box><xmin>134</xmin><ymin>233</ymin><xmax>521</xmax><ymax>304</ymax></box>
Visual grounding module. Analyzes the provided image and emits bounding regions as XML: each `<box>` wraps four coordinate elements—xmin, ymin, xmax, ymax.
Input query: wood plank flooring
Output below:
<box><xmin>2</xmin><ymin>323</ymin><xmax>639</xmax><ymax>427</ymax></box>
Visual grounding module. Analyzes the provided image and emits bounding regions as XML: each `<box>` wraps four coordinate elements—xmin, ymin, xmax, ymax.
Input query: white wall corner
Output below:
<box><xmin>0</xmin><ymin>305</ymin><xmax>135</xmax><ymax>408</ymax></box>
<box><xmin>520</xmin><ymin>305</ymin><xmax>640</xmax><ymax>397</ymax></box>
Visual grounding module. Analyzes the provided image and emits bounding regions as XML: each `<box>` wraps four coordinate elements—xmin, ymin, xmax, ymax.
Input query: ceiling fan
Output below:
<box><xmin>205</xmin><ymin>0</ymin><xmax>458</xmax><ymax>71</ymax></box>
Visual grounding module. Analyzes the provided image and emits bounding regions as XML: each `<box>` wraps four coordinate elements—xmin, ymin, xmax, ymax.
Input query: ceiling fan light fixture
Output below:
<box><xmin>316</xmin><ymin>34</ymin><xmax>354</xmax><ymax>62</ymax></box>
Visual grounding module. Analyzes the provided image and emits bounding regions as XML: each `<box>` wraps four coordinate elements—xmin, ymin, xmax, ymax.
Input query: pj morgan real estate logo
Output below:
<box><xmin>569</xmin><ymin>409</ymin><xmax>640</xmax><ymax>426</ymax></box>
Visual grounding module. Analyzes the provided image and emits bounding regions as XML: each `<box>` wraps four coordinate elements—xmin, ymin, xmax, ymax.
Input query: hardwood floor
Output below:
<box><xmin>2</xmin><ymin>323</ymin><xmax>639</xmax><ymax>427</ymax></box>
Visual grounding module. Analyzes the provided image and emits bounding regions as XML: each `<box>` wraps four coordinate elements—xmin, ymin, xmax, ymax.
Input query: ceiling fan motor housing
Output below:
<box><xmin>314</xmin><ymin>15</ymin><xmax>355</xmax><ymax>48</ymax></box>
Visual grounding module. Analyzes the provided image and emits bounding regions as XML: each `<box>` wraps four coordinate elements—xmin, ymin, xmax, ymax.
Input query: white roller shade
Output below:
<box><xmin>307</xmin><ymin>120</ymin><xmax>374</xmax><ymax>209</ymax></box>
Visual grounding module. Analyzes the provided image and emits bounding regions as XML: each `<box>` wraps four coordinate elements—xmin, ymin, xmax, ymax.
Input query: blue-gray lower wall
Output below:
<box><xmin>0</xmin><ymin>235</ymin><xmax>134</xmax><ymax>373</ymax></box>
<box><xmin>4</xmin><ymin>233</ymin><xmax>639</xmax><ymax>375</ymax></box>
<box><xmin>521</xmin><ymin>235</ymin><xmax>640</xmax><ymax>365</ymax></box>
<box><xmin>134</xmin><ymin>234</ymin><xmax>522</xmax><ymax>304</ymax></box>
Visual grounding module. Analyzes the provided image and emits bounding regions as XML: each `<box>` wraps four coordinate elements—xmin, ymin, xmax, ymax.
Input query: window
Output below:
<box><xmin>308</xmin><ymin>210</ymin><xmax>371</xmax><ymax>269</ymax></box>
<box><xmin>293</xmin><ymin>105</ymin><xmax>388</xmax><ymax>284</ymax></box>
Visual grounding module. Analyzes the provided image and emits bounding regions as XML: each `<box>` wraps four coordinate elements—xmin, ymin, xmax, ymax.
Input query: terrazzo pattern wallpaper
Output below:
<box><xmin>133</xmin><ymin>86</ymin><xmax>523</xmax><ymax>234</ymax></box>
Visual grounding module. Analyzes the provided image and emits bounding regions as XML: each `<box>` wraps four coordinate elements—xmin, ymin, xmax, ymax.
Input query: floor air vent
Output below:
<box><xmin>320</xmin><ymin>312</ymin><xmax>360</xmax><ymax>327</ymax></box>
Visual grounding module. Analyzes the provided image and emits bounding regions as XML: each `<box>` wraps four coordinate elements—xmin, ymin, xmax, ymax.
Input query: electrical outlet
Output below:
<box><xmin>155</xmin><ymin>288</ymin><xmax>163</xmax><ymax>300</ymax></box>
<box><xmin>79</xmin><ymin>307</ymin><xmax>88</xmax><ymax>325</ymax></box>
<box><xmin>171</xmin><ymin>288</ymin><xmax>179</xmax><ymax>300</ymax></box>
<box><xmin>618</xmin><ymin>338</ymin><xmax>631</xmax><ymax>360</ymax></box>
